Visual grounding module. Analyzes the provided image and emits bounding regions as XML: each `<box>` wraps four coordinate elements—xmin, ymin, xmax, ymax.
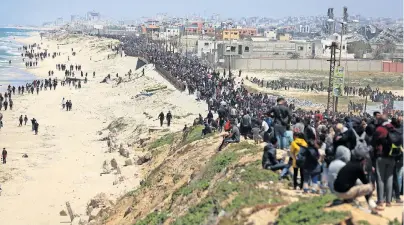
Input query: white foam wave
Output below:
<box><xmin>0</xmin><ymin>45</ymin><xmax>11</xmax><ymax>51</ymax></box>
<box><xmin>5</xmin><ymin>31</ymin><xmax>28</xmax><ymax>36</ymax></box>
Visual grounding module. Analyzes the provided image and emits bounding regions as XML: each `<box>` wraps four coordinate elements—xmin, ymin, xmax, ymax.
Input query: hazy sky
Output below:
<box><xmin>0</xmin><ymin>0</ymin><xmax>402</xmax><ymax>25</ymax></box>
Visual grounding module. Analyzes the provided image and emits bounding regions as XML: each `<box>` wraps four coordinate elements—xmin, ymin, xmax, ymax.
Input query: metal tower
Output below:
<box><xmin>343</xmin><ymin>7</ymin><xmax>349</xmax><ymax>34</ymax></box>
<box><xmin>326</xmin><ymin>8</ymin><xmax>335</xmax><ymax>35</ymax></box>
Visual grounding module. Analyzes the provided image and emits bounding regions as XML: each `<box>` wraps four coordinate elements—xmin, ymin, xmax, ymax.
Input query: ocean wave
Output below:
<box><xmin>0</xmin><ymin>45</ymin><xmax>12</xmax><ymax>51</ymax></box>
<box><xmin>4</xmin><ymin>31</ymin><xmax>29</xmax><ymax>36</ymax></box>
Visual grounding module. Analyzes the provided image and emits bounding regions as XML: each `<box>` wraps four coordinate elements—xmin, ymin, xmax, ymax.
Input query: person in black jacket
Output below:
<box><xmin>333</xmin><ymin>149</ymin><xmax>377</xmax><ymax>213</ymax></box>
<box><xmin>158</xmin><ymin>112</ymin><xmax>164</xmax><ymax>127</ymax></box>
<box><xmin>166</xmin><ymin>111</ymin><xmax>172</xmax><ymax>127</ymax></box>
<box><xmin>267</xmin><ymin>97</ymin><xmax>291</xmax><ymax>150</ymax></box>
<box><xmin>262</xmin><ymin>137</ymin><xmax>289</xmax><ymax>179</ymax></box>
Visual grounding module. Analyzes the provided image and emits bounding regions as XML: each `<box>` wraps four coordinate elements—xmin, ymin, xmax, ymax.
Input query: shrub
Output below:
<box><xmin>134</xmin><ymin>211</ymin><xmax>168</xmax><ymax>225</ymax></box>
<box><xmin>183</xmin><ymin>125</ymin><xmax>205</xmax><ymax>145</ymax></box>
<box><xmin>277</xmin><ymin>195</ymin><xmax>349</xmax><ymax>225</ymax></box>
<box><xmin>173</xmin><ymin>198</ymin><xmax>217</xmax><ymax>225</ymax></box>
<box><xmin>357</xmin><ymin>220</ymin><xmax>371</xmax><ymax>225</ymax></box>
<box><xmin>148</xmin><ymin>133</ymin><xmax>175</xmax><ymax>150</ymax></box>
<box><xmin>389</xmin><ymin>218</ymin><xmax>402</xmax><ymax>225</ymax></box>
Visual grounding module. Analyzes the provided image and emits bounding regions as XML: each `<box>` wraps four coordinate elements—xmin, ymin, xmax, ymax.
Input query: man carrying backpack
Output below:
<box><xmin>372</xmin><ymin>120</ymin><xmax>403</xmax><ymax>209</ymax></box>
<box><xmin>296</xmin><ymin>126</ymin><xmax>322</xmax><ymax>194</ymax></box>
<box><xmin>267</xmin><ymin>97</ymin><xmax>291</xmax><ymax>150</ymax></box>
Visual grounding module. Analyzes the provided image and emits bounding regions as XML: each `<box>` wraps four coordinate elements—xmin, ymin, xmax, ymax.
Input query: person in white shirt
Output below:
<box><xmin>62</xmin><ymin>97</ymin><xmax>66</xmax><ymax>109</ymax></box>
<box><xmin>262</xmin><ymin>120</ymin><xmax>269</xmax><ymax>133</ymax></box>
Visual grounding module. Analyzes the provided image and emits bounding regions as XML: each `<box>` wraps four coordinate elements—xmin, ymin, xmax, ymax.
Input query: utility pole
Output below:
<box><xmin>335</xmin><ymin>6</ymin><xmax>350</xmax><ymax>112</ymax></box>
<box><xmin>185</xmin><ymin>18</ymin><xmax>188</xmax><ymax>58</ymax></box>
<box><xmin>213</xmin><ymin>28</ymin><xmax>217</xmax><ymax>72</ymax></box>
<box><xmin>334</xmin><ymin>23</ymin><xmax>344</xmax><ymax>112</ymax></box>
<box><xmin>228</xmin><ymin>26</ymin><xmax>232</xmax><ymax>78</ymax></box>
<box><xmin>326</xmin><ymin>42</ymin><xmax>337</xmax><ymax>113</ymax></box>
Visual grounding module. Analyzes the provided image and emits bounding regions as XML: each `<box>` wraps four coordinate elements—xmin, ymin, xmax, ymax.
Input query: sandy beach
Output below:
<box><xmin>0</xmin><ymin>32</ymin><xmax>207</xmax><ymax>225</ymax></box>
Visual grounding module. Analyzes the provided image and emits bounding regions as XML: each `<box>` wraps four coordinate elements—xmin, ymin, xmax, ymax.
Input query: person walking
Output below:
<box><xmin>62</xmin><ymin>97</ymin><xmax>65</xmax><ymax>109</ymax></box>
<box><xmin>2</xmin><ymin>148</ymin><xmax>7</xmax><ymax>164</ymax></box>
<box><xmin>158</xmin><ymin>112</ymin><xmax>164</xmax><ymax>127</ymax></box>
<box><xmin>373</xmin><ymin>122</ymin><xmax>401</xmax><ymax>209</ymax></box>
<box><xmin>166</xmin><ymin>111</ymin><xmax>172</xmax><ymax>127</ymax></box>
<box><xmin>31</xmin><ymin>118</ymin><xmax>36</xmax><ymax>131</ymax></box>
<box><xmin>24</xmin><ymin>115</ymin><xmax>28</xmax><ymax>125</ymax></box>
<box><xmin>34</xmin><ymin>121</ymin><xmax>39</xmax><ymax>135</ymax></box>
<box><xmin>19</xmin><ymin>115</ymin><xmax>23</xmax><ymax>126</ymax></box>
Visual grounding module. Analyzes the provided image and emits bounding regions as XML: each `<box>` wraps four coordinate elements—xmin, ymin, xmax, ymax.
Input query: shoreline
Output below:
<box><xmin>0</xmin><ymin>32</ymin><xmax>207</xmax><ymax>225</ymax></box>
<box><xmin>0</xmin><ymin>29</ymin><xmax>39</xmax><ymax>92</ymax></box>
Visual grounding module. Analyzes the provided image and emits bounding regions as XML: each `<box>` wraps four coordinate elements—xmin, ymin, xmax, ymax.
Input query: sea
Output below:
<box><xmin>0</xmin><ymin>27</ymin><xmax>37</xmax><ymax>92</ymax></box>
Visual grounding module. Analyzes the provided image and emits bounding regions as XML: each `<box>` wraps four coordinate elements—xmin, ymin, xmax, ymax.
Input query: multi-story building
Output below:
<box><xmin>263</xmin><ymin>30</ymin><xmax>277</xmax><ymax>40</ymax></box>
<box><xmin>217</xmin><ymin>40</ymin><xmax>314</xmax><ymax>59</ymax></box>
<box><xmin>299</xmin><ymin>25</ymin><xmax>310</xmax><ymax>33</ymax></box>
<box><xmin>278</xmin><ymin>33</ymin><xmax>292</xmax><ymax>41</ymax></box>
<box><xmin>238</xmin><ymin>28</ymin><xmax>258</xmax><ymax>37</ymax></box>
<box><xmin>165</xmin><ymin>26</ymin><xmax>180</xmax><ymax>37</ymax></box>
<box><xmin>86</xmin><ymin>11</ymin><xmax>100</xmax><ymax>21</ymax></box>
<box><xmin>197</xmin><ymin>40</ymin><xmax>216</xmax><ymax>58</ymax></box>
<box><xmin>185</xmin><ymin>21</ymin><xmax>203</xmax><ymax>35</ymax></box>
<box><xmin>320</xmin><ymin>34</ymin><xmax>354</xmax><ymax>59</ymax></box>
<box><xmin>222</xmin><ymin>29</ymin><xmax>240</xmax><ymax>40</ymax></box>
<box><xmin>125</xmin><ymin>25</ymin><xmax>137</xmax><ymax>32</ymax></box>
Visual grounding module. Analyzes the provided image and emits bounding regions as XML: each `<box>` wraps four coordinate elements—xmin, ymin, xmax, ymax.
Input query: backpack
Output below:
<box><xmin>296</xmin><ymin>145</ymin><xmax>307</xmax><ymax>168</ymax></box>
<box><xmin>386</xmin><ymin>126</ymin><xmax>403</xmax><ymax>157</ymax></box>
<box><xmin>324</xmin><ymin>143</ymin><xmax>335</xmax><ymax>166</ymax></box>
<box><xmin>351</xmin><ymin>129</ymin><xmax>369</xmax><ymax>160</ymax></box>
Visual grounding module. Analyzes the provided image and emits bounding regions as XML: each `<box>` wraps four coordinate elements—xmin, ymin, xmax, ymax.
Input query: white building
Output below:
<box><xmin>319</xmin><ymin>33</ymin><xmax>355</xmax><ymax>59</ymax></box>
<box><xmin>87</xmin><ymin>12</ymin><xmax>100</xmax><ymax>21</ymax></box>
<box><xmin>299</xmin><ymin>25</ymin><xmax>310</xmax><ymax>33</ymax></box>
<box><xmin>126</xmin><ymin>26</ymin><xmax>137</xmax><ymax>32</ymax></box>
<box><xmin>165</xmin><ymin>27</ymin><xmax>180</xmax><ymax>37</ymax></box>
<box><xmin>263</xmin><ymin>30</ymin><xmax>277</xmax><ymax>40</ymax></box>
<box><xmin>197</xmin><ymin>40</ymin><xmax>216</xmax><ymax>58</ymax></box>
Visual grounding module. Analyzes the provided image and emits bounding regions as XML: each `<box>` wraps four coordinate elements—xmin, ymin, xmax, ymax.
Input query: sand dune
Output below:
<box><xmin>0</xmin><ymin>33</ymin><xmax>207</xmax><ymax>225</ymax></box>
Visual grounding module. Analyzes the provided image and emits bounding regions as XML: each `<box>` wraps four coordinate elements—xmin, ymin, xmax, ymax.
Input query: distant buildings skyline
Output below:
<box><xmin>0</xmin><ymin>0</ymin><xmax>402</xmax><ymax>26</ymax></box>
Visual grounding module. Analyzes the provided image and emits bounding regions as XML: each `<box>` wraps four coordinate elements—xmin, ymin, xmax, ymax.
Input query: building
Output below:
<box><xmin>125</xmin><ymin>25</ymin><xmax>137</xmax><ymax>32</ymax></box>
<box><xmin>71</xmin><ymin>15</ymin><xmax>77</xmax><ymax>22</ymax></box>
<box><xmin>217</xmin><ymin>40</ymin><xmax>314</xmax><ymax>60</ymax></box>
<box><xmin>202</xmin><ymin>27</ymin><xmax>216</xmax><ymax>36</ymax></box>
<box><xmin>139</xmin><ymin>25</ymin><xmax>160</xmax><ymax>34</ymax></box>
<box><xmin>299</xmin><ymin>25</ymin><xmax>310</xmax><ymax>33</ymax></box>
<box><xmin>87</xmin><ymin>11</ymin><xmax>100</xmax><ymax>21</ymax></box>
<box><xmin>197</xmin><ymin>40</ymin><xmax>217</xmax><ymax>62</ymax></box>
<box><xmin>179</xmin><ymin>35</ymin><xmax>199</xmax><ymax>54</ymax></box>
<box><xmin>238</xmin><ymin>28</ymin><xmax>258</xmax><ymax>37</ymax></box>
<box><xmin>278</xmin><ymin>33</ymin><xmax>292</xmax><ymax>41</ymax></box>
<box><xmin>185</xmin><ymin>21</ymin><xmax>203</xmax><ymax>35</ymax></box>
<box><xmin>55</xmin><ymin>17</ymin><xmax>64</xmax><ymax>26</ymax></box>
<box><xmin>263</xmin><ymin>30</ymin><xmax>277</xmax><ymax>40</ymax></box>
<box><xmin>165</xmin><ymin>26</ymin><xmax>180</xmax><ymax>37</ymax></box>
<box><xmin>222</xmin><ymin>29</ymin><xmax>240</xmax><ymax>40</ymax></box>
<box><xmin>319</xmin><ymin>34</ymin><xmax>354</xmax><ymax>59</ymax></box>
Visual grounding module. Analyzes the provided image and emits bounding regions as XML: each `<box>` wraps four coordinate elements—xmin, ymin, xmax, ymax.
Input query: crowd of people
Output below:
<box><xmin>248</xmin><ymin>76</ymin><xmax>403</xmax><ymax>114</ymax></box>
<box><xmin>248</xmin><ymin>77</ymin><xmax>327</xmax><ymax>92</ymax></box>
<box><xmin>102</xmin><ymin>35</ymin><xmax>403</xmax><ymax>214</ymax></box>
